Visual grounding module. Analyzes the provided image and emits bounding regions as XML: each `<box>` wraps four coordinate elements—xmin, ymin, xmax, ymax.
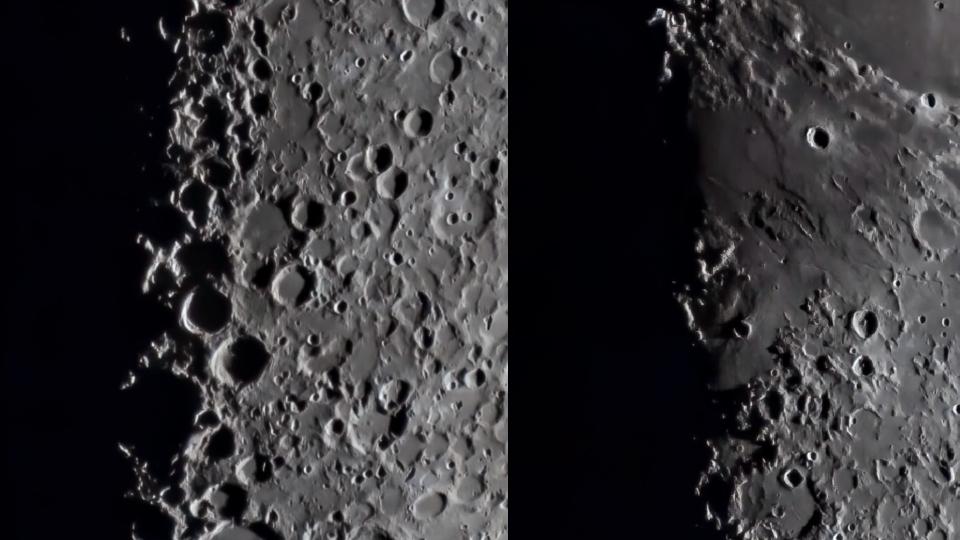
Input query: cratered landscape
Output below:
<box><xmin>656</xmin><ymin>1</ymin><xmax>960</xmax><ymax>538</ymax></box>
<box><xmin>131</xmin><ymin>2</ymin><xmax>507</xmax><ymax>540</ymax></box>
<box><xmin>10</xmin><ymin>1</ymin><xmax>960</xmax><ymax>539</ymax></box>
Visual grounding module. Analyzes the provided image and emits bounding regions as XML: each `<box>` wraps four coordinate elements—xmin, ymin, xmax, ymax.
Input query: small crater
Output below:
<box><xmin>214</xmin><ymin>336</ymin><xmax>271</xmax><ymax>386</ymax></box>
<box><xmin>290</xmin><ymin>199</ymin><xmax>324</xmax><ymax>230</ymax></box>
<box><xmin>251</xmin><ymin>57</ymin><xmax>273</xmax><ymax>81</ymax></box>
<box><xmin>211</xmin><ymin>483</ymin><xmax>248</xmax><ymax>521</ymax></box>
<box><xmin>853</xmin><ymin>355</ymin><xmax>875</xmax><ymax>377</ymax></box>
<box><xmin>815</xmin><ymin>355</ymin><xmax>832</xmax><ymax>373</ymax></box>
<box><xmin>207</xmin><ymin>426</ymin><xmax>236</xmax><ymax>461</ymax></box>
<box><xmin>365</xmin><ymin>144</ymin><xmax>394</xmax><ymax>173</ymax></box>
<box><xmin>182</xmin><ymin>283</ymin><xmax>232</xmax><ymax>334</ymax></box>
<box><xmin>271</xmin><ymin>265</ymin><xmax>309</xmax><ymax>307</ymax></box>
<box><xmin>376</xmin><ymin>167</ymin><xmax>409</xmax><ymax>199</ymax></box>
<box><xmin>400</xmin><ymin>0</ymin><xmax>445</xmax><ymax>28</ymax></box>
<box><xmin>806</xmin><ymin>126</ymin><xmax>830</xmax><ymax>149</ymax></box>
<box><xmin>412</xmin><ymin>491</ymin><xmax>447</xmax><ymax>520</ymax></box>
<box><xmin>403</xmin><ymin>108</ymin><xmax>434</xmax><ymax>138</ymax></box>
<box><xmin>780</xmin><ymin>467</ymin><xmax>805</xmax><ymax>489</ymax></box>
<box><xmin>429</xmin><ymin>49</ymin><xmax>462</xmax><ymax>84</ymax></box>
<box><xmin>305</xmin><ymin>81</ymin><xmax>325</xmax><ymax>102</ymax></box>
<box><xmin>250</xmin><ymin>93</ymin><xmax>271</xmax><ymax>116</ymax></box>
<box><xmin>731</xmin><ymin>318</ymin><xmax>752</xmax><ymax>339</ymax></box>
<box><xmin>850</xmin><ymin>309</ymin><xmax>879</xmax><ymax>339</ymax></box>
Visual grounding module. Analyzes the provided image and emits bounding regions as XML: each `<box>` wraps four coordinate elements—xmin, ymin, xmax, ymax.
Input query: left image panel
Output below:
<box><xmin>5</xmin><ymin>1</ymin><xmax>508</xmax><ymax>540</ymax></box>
<box><xmin>2</xmin><ymin>0</ymin><xmax>195</xmax><ymax>538</ymax></box>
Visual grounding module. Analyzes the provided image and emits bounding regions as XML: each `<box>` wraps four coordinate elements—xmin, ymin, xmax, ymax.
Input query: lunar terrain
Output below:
<box><xmin>656</xmin><ymin>0</ymin><xmax>960</xmax><ymax>538</ymax></box>
<box><xmin>130</xmin><ymin>1</ymin><xmax>507</xmax><ymax>539</ymax></box>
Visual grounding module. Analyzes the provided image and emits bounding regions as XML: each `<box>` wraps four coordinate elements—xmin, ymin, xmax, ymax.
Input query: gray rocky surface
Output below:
<box><xmin>656</xmin><ymin>1</ymin><xmax>960</xmax><ymax>538</ymax></box>
<box><xmin>131</xmin><ymin>2</ymin><xmax>507</xmax><ymax>539</ymax></box>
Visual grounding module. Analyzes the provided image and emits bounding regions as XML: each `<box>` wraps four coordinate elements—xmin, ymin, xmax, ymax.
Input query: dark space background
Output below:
<box><xmin>511</xmin><ymin>1</ymin><xmax>718</xmax><ymax>538</ymax></box>
<box><xmin>1</xmin><ymin>1</ymin><xmax>716</xmax><ymax>538</ymax></box>
<box><xmin>3</xmin><ymin>1</ymin><xmax>193</xmax><ymax>538</ymax></box>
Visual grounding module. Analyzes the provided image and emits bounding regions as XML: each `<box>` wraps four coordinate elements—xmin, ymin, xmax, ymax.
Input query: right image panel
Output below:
<box><xmin>661</xmin><ymin>1</ymin><xmax>960</xmax><ymax>538</ymax></box>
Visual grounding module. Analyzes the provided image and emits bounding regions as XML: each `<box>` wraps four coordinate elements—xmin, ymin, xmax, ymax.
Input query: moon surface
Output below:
<box><xmin>133</xmin><ymin>2</ymin><xmax>507</xmax><ymax>539</ymax></box>
<box><xmin>658</xmin><ymin>1</ymin><xmax>960</xmax><ymax>538</ymax></box>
